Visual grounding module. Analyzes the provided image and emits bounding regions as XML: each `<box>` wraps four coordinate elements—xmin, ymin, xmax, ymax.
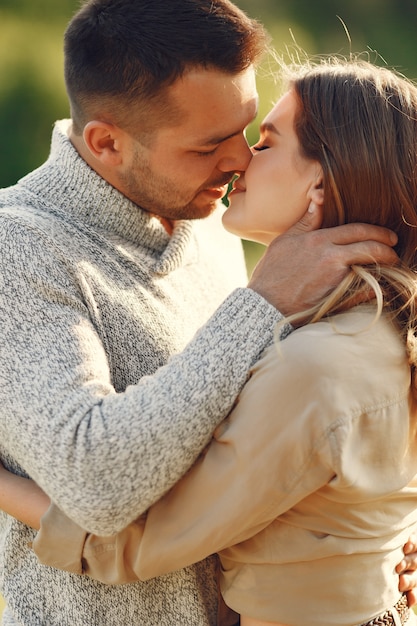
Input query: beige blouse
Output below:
<box><xmin>33</xmin><ymin>306</ymin><xmax>417</xmax><ymax>626</ymax></box>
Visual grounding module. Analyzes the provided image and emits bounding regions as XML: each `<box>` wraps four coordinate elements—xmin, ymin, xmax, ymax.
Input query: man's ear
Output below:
<box><xmin>83</xmin><ymin>121</ymin><xmax>124</xmax><ymax>166</ymax></box>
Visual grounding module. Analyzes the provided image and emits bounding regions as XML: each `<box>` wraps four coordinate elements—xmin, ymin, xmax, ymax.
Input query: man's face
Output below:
<box><xmin>118</xmin><ymin>66</ymin><xmax>258</xmax><ymax>220</ymax></box>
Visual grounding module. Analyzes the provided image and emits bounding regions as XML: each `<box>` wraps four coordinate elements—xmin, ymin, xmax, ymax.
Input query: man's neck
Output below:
<box><xmin>153</xmin><ymin>215</ymin><xmax>174</xmax><ymax>235</ymax></box>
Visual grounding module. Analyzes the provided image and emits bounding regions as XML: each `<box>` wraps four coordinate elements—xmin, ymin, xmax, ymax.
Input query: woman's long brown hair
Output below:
<box><xmin>281</xmin><ymin>58</ymin><xmax>417</xmax><ymax>377</ymax></box>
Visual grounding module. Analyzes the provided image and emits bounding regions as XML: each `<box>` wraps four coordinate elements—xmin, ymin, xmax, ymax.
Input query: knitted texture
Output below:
<box><xmin>0</xmin><ymin>121</ymin><xmax>283</xmax><ymax>625</ymax></box>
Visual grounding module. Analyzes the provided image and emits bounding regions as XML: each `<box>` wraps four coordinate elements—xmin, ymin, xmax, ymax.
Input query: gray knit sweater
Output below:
<box><xmin>0</xmin><ymin>120</ymin><xmax>282</xmax><ymax>625</ymax></box>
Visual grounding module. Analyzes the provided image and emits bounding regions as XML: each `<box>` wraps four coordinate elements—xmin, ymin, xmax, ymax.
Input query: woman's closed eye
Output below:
<box><xmin>252</xmin><ymin>143</ymin><xmax>270</xmax><ymax>152</ymax></box>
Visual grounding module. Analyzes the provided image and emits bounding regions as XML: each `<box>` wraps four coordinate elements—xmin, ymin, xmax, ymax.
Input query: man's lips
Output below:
<box><xmin>202</xmin><ymin>185</ymin><xmax>228</xmax><ymax>198</ymax></box>
<box><xmin>203</xmin><ymin>180</ymin><xmax>232</xmax><ymax>196</ymax></box>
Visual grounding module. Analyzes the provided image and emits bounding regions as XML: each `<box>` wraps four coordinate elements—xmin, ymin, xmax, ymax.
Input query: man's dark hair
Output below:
<box><xmin>65</xmin><ymin>0</ymin><xmax>268</xmax><ymax>132</ymax></box>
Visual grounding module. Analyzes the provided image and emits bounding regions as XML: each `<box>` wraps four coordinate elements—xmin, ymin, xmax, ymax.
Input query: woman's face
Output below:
<box><xmin>223</xmin><ymin>89</ymin><xmax>323</xmax><ymax>245</ymax></box>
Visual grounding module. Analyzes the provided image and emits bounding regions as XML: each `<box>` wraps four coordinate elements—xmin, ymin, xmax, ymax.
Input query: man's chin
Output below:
<box><xmin>179</xmin><ymin>198</ymin><xmax>222</xmax><ymax>221</ymax></box>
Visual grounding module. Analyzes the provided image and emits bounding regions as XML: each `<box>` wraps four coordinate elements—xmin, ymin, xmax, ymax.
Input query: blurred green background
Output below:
<box><xmin>1</xmin><ymin>0</ymin><xmax>417</xmax><ymax>270</ymax></box>
<box><xmin>2</xmin><ymin>0</ymin><xmax>417</xmax><ymax>189</ymax></box>
<box><xmin>1</xmin><ymin>0</ymin><xmax>417</xmax><ymax>616</ymax></box>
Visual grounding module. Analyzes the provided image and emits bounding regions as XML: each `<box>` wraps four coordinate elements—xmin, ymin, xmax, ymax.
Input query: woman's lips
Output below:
<box><xmin>229</xmin><ymin>182</ymin><xmax>246</xmax><ymax>196</ymax></box>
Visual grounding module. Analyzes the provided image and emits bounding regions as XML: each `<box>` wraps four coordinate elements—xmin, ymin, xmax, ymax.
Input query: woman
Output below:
<box><xmin>2</xmin><ymin>56</ymin><xmax>417</xmax><ymax>625</ymax></box>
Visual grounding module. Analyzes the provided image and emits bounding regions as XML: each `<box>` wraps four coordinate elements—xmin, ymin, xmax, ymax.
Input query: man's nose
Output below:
<box><xmin>217</xmin><ymin>135</ymin><xmax>253</xmax><ymax>173</ymax></box>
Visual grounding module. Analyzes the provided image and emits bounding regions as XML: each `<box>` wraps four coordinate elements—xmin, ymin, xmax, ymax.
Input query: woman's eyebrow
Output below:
<box><xmin>260</xmin><ymin>121</ymin><xmax>280</xmax><ymax>136</ymax></box>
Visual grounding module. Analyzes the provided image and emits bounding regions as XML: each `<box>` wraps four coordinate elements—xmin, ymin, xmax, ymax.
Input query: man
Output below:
<box><xmin>0</xmin><ymin>1</ymin><xmax>401</xmax><ymax>625</ymax></box>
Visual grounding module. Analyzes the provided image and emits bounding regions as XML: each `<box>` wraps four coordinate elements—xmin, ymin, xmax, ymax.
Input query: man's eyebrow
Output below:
<box><xmin>197</xmin><ymin>129</ymin><xmax>243</xmax><ymax>146</ymax></box>
<box><xmin>197</xmin><ymin>99</ymin><xmax>260</xmax><ymax>146</ymax></box>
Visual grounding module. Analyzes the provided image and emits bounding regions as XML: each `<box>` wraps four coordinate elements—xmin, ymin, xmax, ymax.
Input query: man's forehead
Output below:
<box><xmin>164</xmin><ymin>66</ymin><xmax>258</xmax><ymax>138</ymax></box>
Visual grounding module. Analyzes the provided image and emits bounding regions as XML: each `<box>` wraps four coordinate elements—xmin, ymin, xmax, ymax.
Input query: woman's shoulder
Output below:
<box><xmin>282</xmin><ymin>305</ymin><xmax>404</xmax><ymax>367</ymax></box>
<box><xmin>251</xmin><ymin>305</ymin><xmax>409</xmax><ymax>407</ymax></box>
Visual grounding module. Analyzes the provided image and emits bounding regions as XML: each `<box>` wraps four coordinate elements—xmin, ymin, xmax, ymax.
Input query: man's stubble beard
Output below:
<box><xmin>118</xmin><ymin>149</ymin><xmax>222</xmax><ymax>221</ymax></box>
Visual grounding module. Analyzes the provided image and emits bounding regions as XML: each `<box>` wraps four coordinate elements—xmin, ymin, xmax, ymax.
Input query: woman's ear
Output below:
<box><xmin>309</xmin><ymin>168</ymin><xmax>324</xmax><ymax>206</ymax></box>
<box><xmin>83</xmin><ymin>121</ymin><xmax>124</xmax><ymax>166</ymax></box>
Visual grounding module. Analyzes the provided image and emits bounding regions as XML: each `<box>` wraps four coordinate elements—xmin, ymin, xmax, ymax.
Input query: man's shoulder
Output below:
<box><xmin>0</xmin><ymin>180</ymin><xmax>48</xmax><ymax>220</ymax></box>
<box><xmin>0</xmin><ymin>192</ymin><xmax>57</xmax><ymax>245</ymax></box>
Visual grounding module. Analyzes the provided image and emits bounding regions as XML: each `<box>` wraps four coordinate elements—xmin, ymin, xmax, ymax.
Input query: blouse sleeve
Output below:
<box><xmin>33</xmin><ymin>336</ymin><xmax>336</xmax><ymax>584</ymax></box>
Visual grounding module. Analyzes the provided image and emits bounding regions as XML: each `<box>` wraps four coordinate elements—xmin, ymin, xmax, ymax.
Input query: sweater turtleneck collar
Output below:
<box><xmin>19</xmin><ymin>120</ymin><xmax>195</xmax><ymax>272</ymax></box>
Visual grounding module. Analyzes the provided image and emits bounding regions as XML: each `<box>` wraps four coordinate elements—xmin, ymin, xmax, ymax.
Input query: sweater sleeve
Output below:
<box><xmin>0</xmin><ymin>218</ymin><xmax>285</xmax><ymax>535</ymax></box>
<box><xmin>32</xmin><ymin>339</ymin><xmax>335</xmax><ymax>582</ymax></box>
